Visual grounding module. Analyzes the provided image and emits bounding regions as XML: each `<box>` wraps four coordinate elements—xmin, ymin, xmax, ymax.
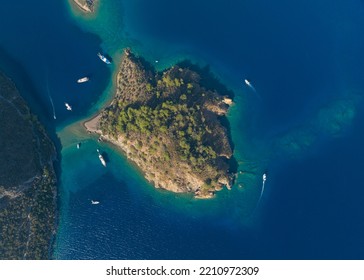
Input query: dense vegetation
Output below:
<box><xmin>0</xmin><ymin>167</ymin><xmax>56</xmax><ymax>259</ymax></box>
<box><xmin>99</xmin><ymin>50</ymin><xmax>235</xmax><ymax>196</ymax></box>
<box><xmin>0</xmin><ymin>73</ymin><xmax>57</xmax><ymax>259</ymax></box>
<box><xmin>112</xmin><ymin>99</ymin><xmax>218</xmax><ymax>167</ymax></box>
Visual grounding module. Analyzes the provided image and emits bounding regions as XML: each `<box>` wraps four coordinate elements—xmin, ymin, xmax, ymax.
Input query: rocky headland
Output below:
<box><xmin>0</xmin><ymin>72</ymin><xmax>57</xmax><ymax>259</ymax></box>
<box><xmin>85</xmin><ymin>49</ymin><xmax>236</xmax><ymax>198</ymax></box>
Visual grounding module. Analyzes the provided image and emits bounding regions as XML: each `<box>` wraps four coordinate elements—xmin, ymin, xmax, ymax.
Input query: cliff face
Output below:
<box><xmin>0</xmin><ymin>73</ymin><xmax>57</xmax><ymax>259</ymax></box>
<box><xmin>91</xmin><ymin>49</ymin><xmax>235</xmax><ymax>198</ymax></box>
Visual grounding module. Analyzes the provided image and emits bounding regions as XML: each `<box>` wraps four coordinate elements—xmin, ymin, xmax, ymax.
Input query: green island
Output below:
<box><xmin>0</xmin><ymin>72</ymin><xmax>57</xmax><ymax>259</ymax></box>
<box><xmin>85</xmin><ymin>49</ymin><xmax>237</xmax><ymax>198</ymax></box>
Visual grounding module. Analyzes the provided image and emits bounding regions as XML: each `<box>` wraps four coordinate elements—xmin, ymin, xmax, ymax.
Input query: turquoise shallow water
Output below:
<box><xmin>1</xmin><ymin>0</ymin><xmax>364</xmax><ymax>259</ymax></box>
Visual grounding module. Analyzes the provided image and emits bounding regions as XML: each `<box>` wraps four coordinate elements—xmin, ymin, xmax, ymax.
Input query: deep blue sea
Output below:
<box><xmin>1</xmin><ymin>0</ymin><xmax>364</xmax><ymax>259</ymax></box>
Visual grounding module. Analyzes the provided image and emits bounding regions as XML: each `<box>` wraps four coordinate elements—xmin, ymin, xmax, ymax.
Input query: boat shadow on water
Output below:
<box><xmin>101</xmin><ymin>151</ymin><xmax>110</xmax><ymax>164</ymax></box>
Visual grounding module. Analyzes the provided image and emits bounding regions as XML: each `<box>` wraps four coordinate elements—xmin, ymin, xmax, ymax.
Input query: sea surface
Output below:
<box><xmin>1</xmin><ymin>0</ymin><xmax>364</xmax><ymax>259</ymax></box>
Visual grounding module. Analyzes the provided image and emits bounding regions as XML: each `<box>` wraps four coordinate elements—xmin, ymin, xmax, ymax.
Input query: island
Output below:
<box><xmin>85</xmin><ymin>49</ymin><xmax>236</xmax><ymax>198</ymax></box>
<box><xmin>0</xmin><ymin>72</ymin><xmax>57</xmax><ymax>259</ymax></box>
<box><xmin>72</xmin><ymin>0</ymin><xmax>97</xmax><ymax>13</ymax></box>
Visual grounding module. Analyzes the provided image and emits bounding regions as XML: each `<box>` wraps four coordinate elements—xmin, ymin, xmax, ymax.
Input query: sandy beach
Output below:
<box><xmin>83</xmin><ymin>113</ymin><xmax>102</xmax><ymax>133</ymax></box>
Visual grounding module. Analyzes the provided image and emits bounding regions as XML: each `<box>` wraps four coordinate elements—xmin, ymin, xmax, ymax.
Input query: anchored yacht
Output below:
<box><xmin>97</xmin><ymin>52</ymin><xmax>111</xmax><ymax>64</ymax></box>
<box><xmin>65</xmin><ymin>102</ymin><xmax>72</xmax><ymax>111</ymax></box>
<box><xmin>97</xmin><ymin>149</ymin><xmax>107</xmax><ymax>167</ymax></box>
<box><xmin>77</xmin><ymin>77</ymin><xmax>89</xmax><ymax>83</ymax></box>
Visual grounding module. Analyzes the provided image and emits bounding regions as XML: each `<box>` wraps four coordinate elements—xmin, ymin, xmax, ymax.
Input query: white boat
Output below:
<box><xmin>263</xmin><ymin>173</ymin><xmax>267</xmax><ymax>182</ymax></box>
<box><xmin>77</xmin><ymin>143</ymin><xmax>80</xmax><ymax>149</ymax></box>
<box><xmin>91</xmin><ymin>200</ymin><xmax>100</xmax><ymax>205</ymax></box>
<box><xmin>244</xmin><ymin>79</ymin><xmax>257</xmax><ymax>92</ymax></box>
<box><xmin>65</xmin><ymin>102</ymin><xmax>72</xmax><ymax>111</ymax></box>
<box><xmin>97</xmin><ymin>149</ymin><xmax>107</xmax><ymax>167</ymax></box>
<box><xmin>77</xmin><ymin>77</ymin><xmax>89</xmax><ymax>83</ymax></box>
<box><xmin>97</xmin><ymin>52</ymin><xmax>111</xmax><ymax>64</ymax></box>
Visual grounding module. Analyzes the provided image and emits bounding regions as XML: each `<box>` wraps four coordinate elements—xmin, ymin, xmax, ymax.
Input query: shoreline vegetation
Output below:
<box><xmin>72</xmin><ymin>0</ymin><xmax>97</xmax><ymax>13</ymax></box>
<box><xmin>0</xmin><ymin>73</ymin><xmax>57</xmax><ymax>259</ymax></box>
<box><xmin>85</xmin><ymin>49</ymin><xmax>237</xmax><ymax>198</ymax></box>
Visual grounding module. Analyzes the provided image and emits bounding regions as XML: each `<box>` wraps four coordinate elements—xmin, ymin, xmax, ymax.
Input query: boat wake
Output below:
<box><xmin>256</xmin><ymin>173</ymin><xmax>267</xmax><ymax>205</ymax></box>
<box><xmin>259</xmin><ymin>181</ymin><xmax>265</xmax><ymax>200</ymax></box>
<box><xmin>46</xmin><ymin>69</ymin><xmax>56</xmax><ymax>119</ymax></box>
<box><xmin>48</xmin><ymin>95</ymin><xmax>56</xmax><ymax>119</ymax></box>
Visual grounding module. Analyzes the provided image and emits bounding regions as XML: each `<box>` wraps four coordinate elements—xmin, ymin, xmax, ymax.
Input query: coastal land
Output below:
<box><xmin>0</xmin><ymin>72</ymin><xmax>57</xmax><ymax>259</ymax></box>
<box><xmin>71</xmin><ymin>0</ymin><xmax>97</xmax><ymax>13</ymax></box>
<box><xmin>85</xmin><ymin>49</ymin><xmax>236</xmax><ymax>198</ymax></box>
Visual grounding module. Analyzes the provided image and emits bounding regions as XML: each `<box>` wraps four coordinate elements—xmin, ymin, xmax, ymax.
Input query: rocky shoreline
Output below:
<box><xmin>85</xmin><ymin>49</ymin><xmax>237</xmax><ymax>198</ymax></box>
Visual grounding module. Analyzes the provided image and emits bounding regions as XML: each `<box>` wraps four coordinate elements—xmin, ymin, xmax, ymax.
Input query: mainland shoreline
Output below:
<box><xmin>0</xmin><ymin>72</ymin><xmax>57</xmax><ymax>259</ymax></box>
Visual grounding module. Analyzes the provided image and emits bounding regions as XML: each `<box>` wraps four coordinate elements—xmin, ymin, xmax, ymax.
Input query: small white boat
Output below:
<box><xmin>97</xmin><ymin>149</ymin><xmax>107</xmax><ymax>167</ymax></box>
<box><xmin>77</xmin><ymin>143</ymin><xmax>80</xmax><ymax>149</ymax></box>
<box><xmin>77</xmin><ymin>77</ymin><xmax>89</xmax><ymax>83</ymax></box>
<box><xmin>65</xmin><ymin>102</ymin><xmax>72</xmax><ymax>111</ymax></box>
<box><xmin>91</xmin><ymin>200</ymin><xmax>100</xmax><ymax>205</ymax></box>
<box><xmin>244</xmin><ymin>79</ymin><xmax>257</xmax><ymax>92</ymax></box>
<box><xmin>263</xmin><ymin>173</ymin><xmax>267</xmax><ymax>182</ymax></box>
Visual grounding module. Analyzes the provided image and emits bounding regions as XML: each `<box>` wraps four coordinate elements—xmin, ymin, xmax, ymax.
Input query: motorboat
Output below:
<box><xmin>77</xmin><ymin>77</ymin><xmax>89</xmax><ymax>83</ymax></box>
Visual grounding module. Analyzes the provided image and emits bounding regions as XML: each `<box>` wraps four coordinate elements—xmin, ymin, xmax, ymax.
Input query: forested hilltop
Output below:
<box><xmin>87</xmin><ymin>49</ymin><xmax>237</xmax><ymax>198</ymax></box>
<box><xmin>0</xmin><ymin>72</ymin><xmax>57</xmax><ymax>259</ymax></box>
